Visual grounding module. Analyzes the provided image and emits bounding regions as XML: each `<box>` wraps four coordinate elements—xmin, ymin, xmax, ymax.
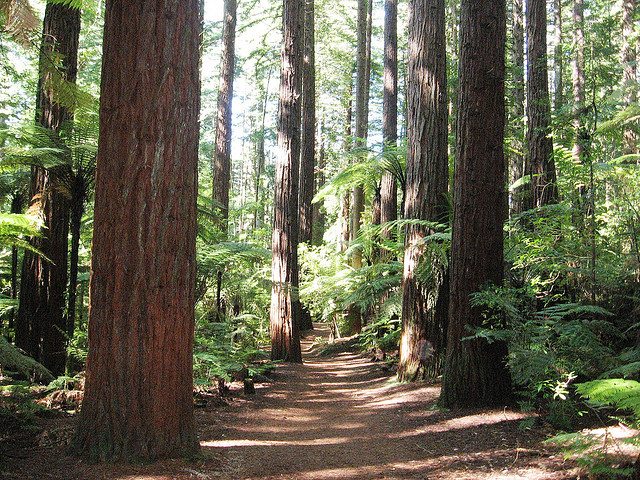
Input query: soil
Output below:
<box><xmin>2</xmin><ymin>324</ymin><xmax>578</xmax><ymax>479</ymax></box>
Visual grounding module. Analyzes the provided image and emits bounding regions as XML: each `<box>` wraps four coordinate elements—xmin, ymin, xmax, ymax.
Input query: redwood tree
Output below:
<box><xmin>270</xmin><ymin>0</ymin><xmax>303</xmax><ymax>362</ymax></box>
<box><xmin>621</xmin><ymin>0</ymin><xmax>637</xmax><ymax>156</ymax></box>
<box><xmin>298</xmin><ymin>0</ymin><xmax>315</xmax><ymax>331</ymax></box>
<box><xmin>380</xmin><ymin>0</ymin><xmax>398</xmax><ymax>236</ymax></box>
<box><xmin>441</xmin><ymin>0</ymin><xmax>512</xmax><ymax>408</ymax></box>
<box><xmin>398</xmin><ymin>0</ymin><xmax>448</xmax><ymax>382</ymax></box>
<box><xmin>526</xmin><ymin>0</ymin><xmax>558</xmax><ymax>207</ymax></box>
<box><xmin>72</xmin><ymin>0</ymin><xmax>201</xmax><ymax>460</ymax></box>
<box><xmin>509</xmin><ymin>0</ymin><xmax>525</xmax><ymax>216</ymax></box>
<box><xmin>16</xmin><ymin>1</ymin><xmax>80</xmax><ymax>376</ymax></box>
<box><xmin>212</xmin><ymin>0</ymin><xmax>237</xmax><ymax>317</ymax></box>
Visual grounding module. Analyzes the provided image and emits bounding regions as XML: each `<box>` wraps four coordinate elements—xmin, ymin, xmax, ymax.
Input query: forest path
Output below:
<box><xmin>4</xmin><ymin>324</ymin><xmax>575</xmax><ymax>479</ymax></box>
<box><xmin>199</xmin><ymin>324</ymin><xmax>573</xmax><ymax>480</ymax></box>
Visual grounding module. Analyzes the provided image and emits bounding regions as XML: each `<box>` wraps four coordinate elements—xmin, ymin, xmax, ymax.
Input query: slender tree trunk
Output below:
<box><xmin>621</xmin><ymin>0</ymin><xmax>637</xmax><ymax>156</ymax></box>
<box><xmin>8</xmin><ymin>193</ymin><xmax>23</xmax><ymax>340</ymax></box>
<box><xmin>298</xmin><ymin>0</ymin><xmax>316</xmax><ymax>331</ymax></box>
<box><xmin>350</xmin><ymin>0</ymin><xmax>372</xmax><ymax>269</ymax></box>
<box><xmin>16</xmin><ymin>3</ymin><xmax>80</xmax><ymax>376</ymax></box>
<box><xmin>571</xmin><ymin>0</ymin><xmax>586</xmax><ymax>165</ymax></box>
<box><xmin>553</xmin><ymin>0</ymin><xmax>564</xmax><ymax>112</ymax></box>
<box><xmin>213</xmin><ymin>0</ymin><xmax>237</xmax><ymax>319</ymax></box>
<box><xmin>526</xmin><ymin>0</ymin><xmax>558</xmax><ymax>208</ymax></box>
<box><xmin>270</xmin><ymin>0</ymin><xmax>303</xmax><ymax>362</ymax></box>
<box><xmin>441</xmin><ymin>0</ymin><xmax>512</xmax><ymax>408</ymax></box>
<box><xmin>65</xmin><ymin>173</ymin><xmax>87</xmax><ymax>373</ymax></box>
<box><xmin>340</xmin><ymin>81</ymin><xmax>353</xmax><ymax>253</ymax></box>
<box><xmin>510</xmin><ymin>0</ymin><xmax>526</xmax><ymax>216</ymax></box>
<box><xmin>254</xmin><ymin>69</ymin><xmax>271</xmax><ymax>230</ymax></box>
<box><xmin>398</xmin><ymin>0</ymin><xmax>449</xmax><ymax>383</ymax></box>
<box><xmin>72</xmin><ymin>0</ymin><xmax>201</xmax><ymax>461</ymax></box>
<box><xmin>312</xmin><ymin>121</ymin><xmax>325</xmax><ymax>245</ymax></box>
<box><xmin>380</xmin><ymin>0</ymin><xmax>398</xmax><ymax>240</ymax></box>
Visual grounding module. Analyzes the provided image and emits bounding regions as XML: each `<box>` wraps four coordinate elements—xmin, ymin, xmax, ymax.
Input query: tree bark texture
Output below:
<box><xmin>298</xmin><ymin>0</ymin><xmax>316</xmax><ymax>332</ymax></box>
<box><xmin>509</xmin><ymin>0</ymin><xmax>526</xmax><ymax>216</ymax></box>
<box><xmin>622</xmin><ymin>0</ymin><xmax>637</xmax><ymax>156</ymax></box>
<box><xmin>526</xmin><ymin>0</ymin><xmax>558</xmax><ymax>208</ymax></box>
<box><xmin>398</xmin><ymin>0</ymin><xmax>449</xmax><ymax>382</ymax></box>
<box><xmin>270</xmin><ymin>0</ymin><xmax>303</xmax><ymax>363</ymax></box>
<box><xmin>299</xmin><ymin>0</ymin><xmax>315</xmax><ymax>245</ymax></box>
<box><xmin>16</xmin><ymin>2</ymin><xmax>80</xmax><ymax>376</ymax></box>
<box><xmin>381</xmin><ymin>0</ymin><xmax>398</xmax><ymax>237</ymax></box>
<box><xmin>350</xmin><ymin>0</ymin><xmax>372</xmax><ymax>269</ymax></box>
<box><xmin>72</xmin><ymin>0</ymin><xmax>201</xmax><ymax>460</ymax></box>
<box><xmin>441</xmin><ymin>0</ymin><xmax>512</xmax><ymax>408</ymax></box>
<box><xmin>213</xmin><ymin>0</ymin><xmax>237</xmax><ymax>227</ymax></box>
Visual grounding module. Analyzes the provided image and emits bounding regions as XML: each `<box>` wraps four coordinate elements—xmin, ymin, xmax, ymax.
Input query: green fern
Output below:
<box><xmin>576</xmin><ymin>379</ymin><xmax>640</xmax><ymax>418</ymax></box>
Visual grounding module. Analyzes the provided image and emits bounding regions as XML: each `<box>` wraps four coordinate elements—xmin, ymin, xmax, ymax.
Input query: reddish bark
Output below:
<box><xmin>72</xmin><ymin>0</ymin><xmax>201</xmax><ymax>460</ymax></box>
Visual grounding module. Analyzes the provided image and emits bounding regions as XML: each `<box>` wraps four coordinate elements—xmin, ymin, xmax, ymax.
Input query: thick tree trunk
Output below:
<box><xmin>398</xmin><ymin>0</ymin><xmax>448</xmax><ymax>382</ymax></box>
<box><xmin>621</xmin><ymin>0</ymin><xmax>637</xmax><ymax>156</ymax></box>
<box><xmin>526</xmin><ymin>0</ymin><xmax>558</xmax><ymax>208</ymax></box>
<box><xmin>350</xmin><ymin>0</ymin><xmax>372</xmax><ymax>269</ymax></box>
<box><xmin>510</xmin><ymin>0</ymin><xmax>526</xmax><ymax>216</ymax></box>
<box><xmin>71</xmin><ymin>0</ymin><xmax>201</xmax><ymax>460</ymax></box>
<box><xmin>441</xmin><ymin>0</ymin><xmax>512</xmax><ymax>408</ymax></box>
<box><xmin>16</xmin><ymin>2</ymin><xmax>80</xmax><ymax>376</ymax></box>
<box><xmin>270</xmin><ymin>0</ymin><xmax>303</xmax><ymax>363</ymax></box>
<box><xmin>298</xmin><ymin>0</ymin><xmax>316</xmax><ymax>332</ymax></box>
<box><xmin>380</xmin><ymin>0</ymin><xmax>398</xmax><ymax>239</ymax></box>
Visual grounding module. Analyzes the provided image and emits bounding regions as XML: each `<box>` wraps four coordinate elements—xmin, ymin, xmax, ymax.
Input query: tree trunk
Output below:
<box><xmin>71</xmin><ymin>0</ymin><xmax>201</xmax><ymax>460</ymax></box>
<box><xmin>380</xmin><ymin>0</ymin><xmax>398</xmax><ymax>240</ymax></box>
<box><xmin>312</xmin><ymin>125</ymin><xmax>326</xmax><ymax>245</ymax></box>
<box><xmin>398</xmin><ymin>0</ymin><xmax>449</xmax><ymax>382</ymax></box>
<box><xmin>553</xmin><ymin>0</ymin><xmax>564</xmax><ymax>112</ymax></box>
<box><xmin>350</xmin><ymin>0</ymin><xmax>372</xmax><ymax>269</ymax></box>
<box><xmin>571</xmin><ymin>0</ymin><xmax>585</xmax><ymax>165</ymax></box>
<box><xmin>298</xmin><ymin>0</ymin><xmax>316</xmax><ymax>332</ymax></box>
<box><xmin>510</xmin><ymin>0</ymin><xmax>526</xmax><ymax>216</ymax></box>
<box><xmin>340</xmin><ymin>80</ymin><xmax>353</xmax><ymax>253</ymax></box>
<box><xmin>16</xmin><ymin>2</ymin><xmax>80</xmax><ymax>376</ymax></box>
<box><xmin>621</xmin><ymin>0</ymin><xmax>637</xmax><ymax>156</ymax></box>
<box><xmin>213</xmin><ymin>0</ymin><xmax>237</xmax><ymax>227</ymax></box>
<box><xmin>526</xmin><ymin>0</ymin><xmax>558</xmax><ymax>208</ymax></box>
<box><xmin>8</xmin><ymin>193</ymin><xmax>23</xmax><ymax>340</ymax></box>
<box><xmin>270</xmin><ymin>0</ymin><xmax>303</xmax><ymax>363</ymax></box>
<box><xmin>254</xmin><ymin>69</ymin><xmax>271</xmax><ymax>230</ymax></box>
<box><xmin>441</xmin><ymin>0</ymin><xmax>512</xmax><ymax>408</ymax></box>
<box><xmin>212</xmin><ymin>0</ymin><xmax>237</xmax><ymax>319</ymax></box>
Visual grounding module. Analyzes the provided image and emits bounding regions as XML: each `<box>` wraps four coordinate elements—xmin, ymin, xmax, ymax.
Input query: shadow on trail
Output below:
<box><xmin>200</xmin><ymin>324</ymin><xmax>574</xmax><ymax>480</ymax></box>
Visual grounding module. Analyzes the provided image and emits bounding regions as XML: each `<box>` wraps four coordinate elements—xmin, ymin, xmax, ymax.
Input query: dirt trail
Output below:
<box><xmin>4</xmin><ymin>324</ymin><xmax>575</xmax><ymax>479</ymax></box>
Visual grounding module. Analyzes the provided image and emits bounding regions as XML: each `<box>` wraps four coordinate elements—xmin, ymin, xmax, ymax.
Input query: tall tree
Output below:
<box><xmin>312</xmin><ymin>124</ymin><xmax>326</xmax><ymax>245</ymax></box>
<box><xmin>621</xmin><ymin>0</ymin><xmax>637</xmax><ymax>156</ymax></box>
<box><xmin>340</xmin><ymin>79</ymin><xmax>353</xmax><ymax>253</ymax></box>
<box><xmin>571</xmin><ymin>0</ymin><xmax>585</xmax><ymax>164</ymax></box>
<box><xmin>509</xmin><ymin>0</ymin><xmax>526</xmax><ymax>215</ymax></box>
<box><xmin>526</xmin><ymin>0</ymin><xmax>558</xmax><ymax>208</ymax></box>
<box><xmin>270</xmin><ymin>0</ymin><xmax>303</xmax><ymax>362</ymax></box>
<box><xmin>349</xmin><ymin>0</ymin><xmax>372</xmax><ymax>269</ymax></box>
<box><xmin>15</xmin><ymin>1</ymin><xmax>80</xmax><ymax>376</ymax></box>
<box><xmin>212</xmin><ymin>0</ymin><xmax>238</xmax><ymax>318</ymax></box>
<box><xmin>398</xmin><ymin>0</ymin><xmax>448</xmax><ymax>382</ymax></box>
<box><xmin>553</xmin><ymin>0</ymin><xmax>564</xmax><ymax>112</ymax></box>
<box><xmin>380</xmin><ymin>0</ymin><xmax>398</xmax><ymax>237</ymax></box>
<box><xmin>71</xmin><ymin>0</ymin><xmax>201</xmax><ymax>460</ymax></box>
<box><xmin>298</xmin><ymin>0</ymin><xmax>316</xmax><ymax>331</ymax></box>
<box><xmin>441</xmin><ymin>0</ymin><xmax>512</xmax><ymax>408</ymax></box>
<box><xmin>213</xmin><ymin>0</ymin><xmax>237</xmax><ymax>226</ymax></box>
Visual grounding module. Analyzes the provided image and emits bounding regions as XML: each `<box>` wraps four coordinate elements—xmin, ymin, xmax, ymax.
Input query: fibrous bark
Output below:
<box><xmin>16</xmin><ymin>2</ymin><xmax>80</xmax><ymax>376</ymax></box>
<box><xmin>270</xmin><ymin>0</ymin><xmax>303</xmax><ymax>362</ymax></box>
<box><xmin>398</xmin><ymin>0</ymin><xmax>449</xmax><ymax>382</ymax></box>
<box><xmin>441</xmin><ymin>0</ymin><xmax>512</xmax><ymax>408</ymax></box>
<box><xmin>526</xmin><ymin>0</ymin><xmax>558</xmax><ymax>208</ymax></box>
<box><xmin>72</xmin><ymin>0</ymin><xmax>201</xmax><ymax>460</ymax></box>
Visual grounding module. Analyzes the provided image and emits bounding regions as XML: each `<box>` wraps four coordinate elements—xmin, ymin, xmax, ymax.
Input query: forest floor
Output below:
<box><xmin>3</xmin><ymin>324</ymin><xmax>580</xmax><ymax>479</ymax></box>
